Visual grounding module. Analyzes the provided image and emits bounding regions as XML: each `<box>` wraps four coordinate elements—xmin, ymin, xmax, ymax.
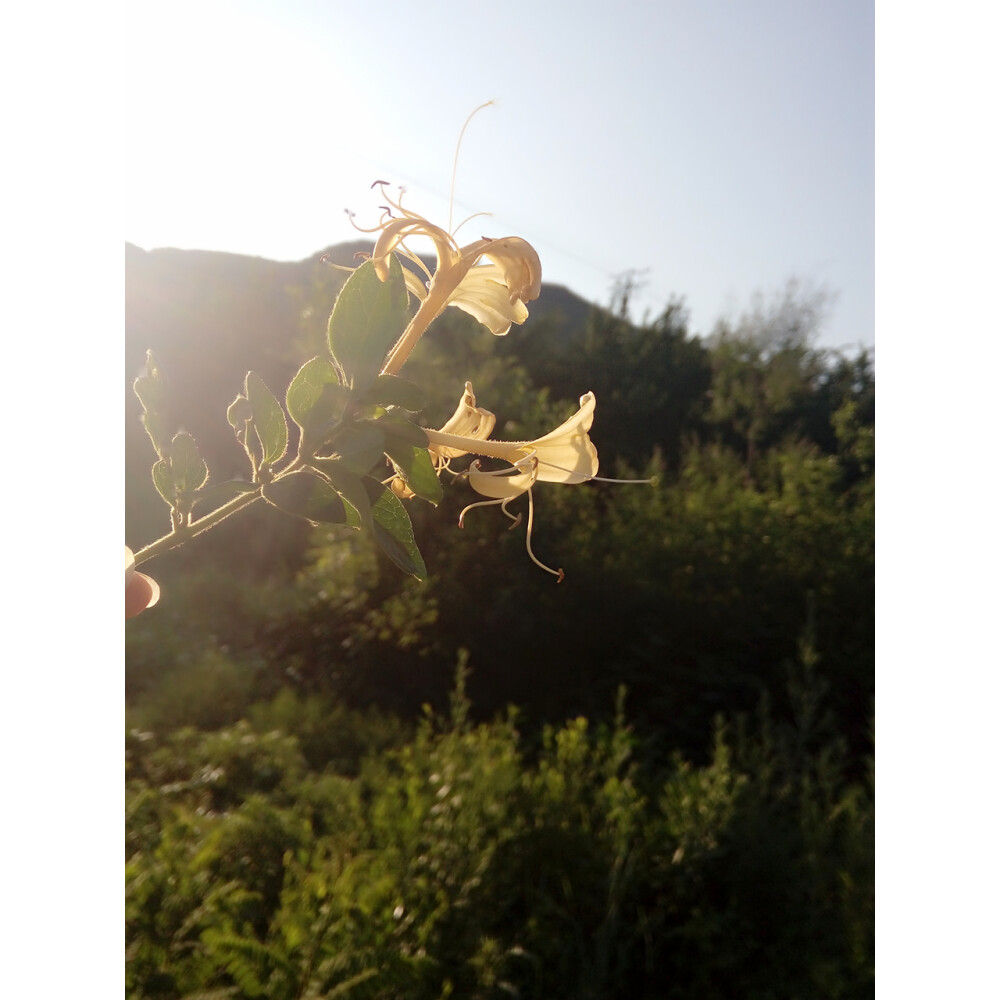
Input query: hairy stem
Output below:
<box><xmin>133</xmin><ymin>456</ymin><xmax>309</xmax><ymax>568</ymax></box>
<box><xmin>132</xmin><ymin>489</ymin><xmax>265</xmax><ymax>567</ymax></box>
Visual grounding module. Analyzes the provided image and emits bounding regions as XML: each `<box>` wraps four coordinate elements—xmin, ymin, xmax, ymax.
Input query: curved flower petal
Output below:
<box><xmin>400</xmin><ymin>266</ymin><xmax>430</xmax><ymax>303</ymax></box>
<box><xmin>434</xmin><ymin>382</ymin><xmax>496</xmax><ymax>459</ymax></box>
<box><xmin>474</xmin><ymin>237</ymin><xmax>543</xmax><ymax>305</ymax></box>
<box><xmin>528</xmin><ymin>392</ymin><xmax>599</xmax><ymax>484</ymax></box>
<box><xmin>467</xmin><ymin>459</ymin><xmax>537</xmax><ymax>500</ymax></box>
<box><xmin>446</xmin><ymin>265</ymin><xmax>531</xmax><ymax>335</ymax></box>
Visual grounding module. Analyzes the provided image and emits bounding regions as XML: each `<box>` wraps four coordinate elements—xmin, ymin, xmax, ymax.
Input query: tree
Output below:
<box><xmin>706</xmin><ymin>279</ymin><xmax>832</xmax><ymax>477</ymax></box>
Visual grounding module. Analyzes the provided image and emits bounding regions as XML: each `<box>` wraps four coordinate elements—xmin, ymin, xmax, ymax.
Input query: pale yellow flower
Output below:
<box><xmin>355</xmin><ymin>183</ymin><xmax>542</xmax><ymax>376</ymax></box>
<box><xmin>431</xmin><ymin>381</ymin><xmax>497</xmax><ymax>469</ymax></box>
<box><xmin>424</xmin><ymin>393</ymin><xmax>602</xmax><ymax>581</ymax></box>
<box><xmin>390</xmin><ymin>382</ymin><xmax>495</xmax><ymax>499</ymax></box>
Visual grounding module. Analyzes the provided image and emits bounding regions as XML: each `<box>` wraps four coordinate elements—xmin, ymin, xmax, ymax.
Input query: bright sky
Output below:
<box><xmin>126</xmin><ymin>0</ymin><xmax>873</xmax><ymax>352</ymax></box>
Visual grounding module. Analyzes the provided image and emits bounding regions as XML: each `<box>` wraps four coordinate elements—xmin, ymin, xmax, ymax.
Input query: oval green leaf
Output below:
<box><xmin>327</xmin><ymin>256</ymin><xmax>410</xmax><ymax>391</ymax></box>
<box><xmin>309</xmin><ymin>459</ymin><xmax>371</xmax><ymax>528</ymax></box>
<box><xmin>227</xmin><ymin>394</ymin><xmax>252</xmax><ymax>430</ymax></box>
<box><xmin>286</xmin><ymin>356</ymin><xmax>349</xmax><ymax>431</ymax></box>
<box><xmin>134</xmin><ymin>351</ymin><xmax>172</xmax><ymax>458</ymax></box>
<box><xmin>357</xmin><ymin>374</ymin><xmax>426</xmax><ymax>411</ymax></box>
<box><xmin>377</xmin><ymin>415</ymin><xmax>432</xmax><ymax>448</ymax></box>
<box><xmin>383</xmin><ymin>436</ymin><xmax>442</xmax><ymax>505</ymax></box>
<box><xmin>367</xmin><ymin>480</ymin><xmax>427</xmax><ymax>579</ymax></box>
<box><xmin>151</xmin><ymin>459</ymin><xmax>174</xmax><ymax>506</ymax></box>
<box><xmin>318</xmin><ymin>421</ymin><xmax>387</xmax><ymax>476</ymax></box>
<box><xmin>262</xmin><ymin>470</ymin><xmax>353</xmax><ymax>526</ymax></box>
<box><xmin>245</xmin><ymin>371</ymin><xmax>288</xmax><ymax>465</ymax></box>
<box><xmin>169</xmin><ymin>431</ymin><xmax>209</xmax><ymax>493</ymax></box>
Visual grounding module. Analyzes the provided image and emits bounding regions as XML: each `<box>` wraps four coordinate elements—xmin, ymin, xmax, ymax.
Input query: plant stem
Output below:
<box><xmin>133</xmin><ymin>456</ymin><xmax>308</xmax><ymax>567</ymax></box>
<box><xmin>132</xmin><ymin>489</ymin><xmax>264</xmax><ymax>567</ymax></box>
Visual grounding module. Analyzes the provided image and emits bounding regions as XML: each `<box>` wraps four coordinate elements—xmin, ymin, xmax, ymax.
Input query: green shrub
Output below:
<box><xmin>125</xmin><ymin>667</ymin><xmax>873</xmax><ymax>999</ymax></box>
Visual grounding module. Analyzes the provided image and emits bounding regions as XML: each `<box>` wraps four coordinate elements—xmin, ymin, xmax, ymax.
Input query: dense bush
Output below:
<box><xmin>125</xmin><ymin>662</ymin><xmax>873</xmax><ymax>998</ymax></box>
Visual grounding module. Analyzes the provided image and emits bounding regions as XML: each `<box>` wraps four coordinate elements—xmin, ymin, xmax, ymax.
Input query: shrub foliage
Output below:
<box><xmin>126</xmin><ymin>271</ymin><xmax>874</xmax><ymax>998</ymax></box>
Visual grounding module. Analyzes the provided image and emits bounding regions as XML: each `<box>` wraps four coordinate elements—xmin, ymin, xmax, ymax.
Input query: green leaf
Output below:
<box><xmin>227</xmin><ymin>393</ymin><xmax>255</xmax><ymax>468</ymax></box>
<box><xmin>227</xmin><ymin>394</ymin><xmax>252</xmax><ymax>431</ymax></box>
<box><xmin>382</xmin><ymin>429</ymin><xmax>442</xmax><ymax>505</ymax></box>
<box><xmin>262</xmin><ymin>470</ymin><xmax>355</xmax><ymax>526</ymax></box>
<box><xmin>309</xmin><ymin>459</ymin><xmax>371</xmax><ymax>527</ymax></box>
<box><xmin>357</xmin><ymin>374</ymin><xmax>426</xmax><ymax>411</ymax></box>
<box><xmin>151</xmin><ymin>459</ymin><xmax>174</xmax><ymax>506</ymax></box>
<box><xmin>169</xmin><ymin>431</ymin><xmax>209</xmax><ymax>493</ymax></box>
<box><xmin>133</xmin><ymin>350</ymin><xmax>172</xmax><ymax>459</ymax></box>
<box><xmin>327</xmin><ymin>256</ymin><xmax>410</xmax><ymax>391</ymax></box>
<box><xmin>134</xmin><ymin>350</ymin><xmax>168</xmax><ymax>406</ymax></box>
<box><xmin>140</xmin><ymin>411</ymin><xmax>172</xmax><ymax>462</ymax></box>
<box><xmin>286</xmin><ymin>356</ymin><xmax>349</xmax><ymax>431</ymax></box>
<box><xmin>367</xmin><ymin>481</ymin><xmax>427</xmax><ymax>579</ymax></box>
<box><xmin>245</xmin><ymin>372</ymin><xmax>288</xmax><ymax>465</ymax></box>
<box><xmin>377</xmin><ymin>414</ymin><xmax>432</xmax><ymax>448</ymax></box>
<box><xmin>318</xmin><ymin>421</ymin><xmax>387</xmax><ymax>475</ymax></box>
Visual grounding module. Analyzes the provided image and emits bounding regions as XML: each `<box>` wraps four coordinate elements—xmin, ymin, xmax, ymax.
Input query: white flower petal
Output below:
<box><xmin>434</xmin><ymin>382</ymin><xmax>496</xmax><ymax>458</ymax></box>
<box><xmin>529</xmin><ymin>393</ymin><xmax>599</xmax><ymax>483</ymax></box>
<box><xmin>467</xmin><ymin>461</ymin><xmax>536</xmax><ymax>500</ymax></box>
<box><xmin>446</xmin><ymin>266</ymin><xmax>530</xmax><ymax>335</ymax></box>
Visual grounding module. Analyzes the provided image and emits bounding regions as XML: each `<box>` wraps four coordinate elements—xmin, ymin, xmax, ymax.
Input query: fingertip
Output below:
<box><xmin>126</xmin><ymin>572</ymin><xmax>159</xmax><ymax>618</ymax></box>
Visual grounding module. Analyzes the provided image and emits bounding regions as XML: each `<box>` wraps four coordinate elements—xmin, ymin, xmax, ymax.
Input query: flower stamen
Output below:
<box><xmin>458</xmin><ymin>495</ymin><xmax>504</xmax><ymax>528</ymax></box>
<box><xmin>524</xmin><ymin>455</ymin><xmax>657</xmax><ymax>487</ymax></box>
<box><xmin>451</xmin><ymin>211</ymin><xmax>492</xmax><ymax>238</ymax></box>
<box><xmin>524</xmin><ymin>488</ymin><xmax>564</xmax><ymax>583</ymax></box>
<box><xmin>449</xmin><ymin>100</ymin><xmax>494</xmax><ymax>233</ymax></box>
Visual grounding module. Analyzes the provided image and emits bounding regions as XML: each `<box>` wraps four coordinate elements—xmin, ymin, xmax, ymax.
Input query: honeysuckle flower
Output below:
<box><xmin>423</xmin><ymin>392</ymin><xmax>635</xmax><ymax>581</ymax></box>
<box><xmin>425</xmin><ymin>391</ymin><xmax>599</xmax><ymax>485</ymax></box>
<box><xmin>390</xmin><ymin>381</ymin><xmax>496</xmax><ymax>499</ymax></box>
<box><xmin>353</xmin><ymin>183</ymin><xmax>542</xmax><ymax>376</ymax></box>
<box><xmin>431</xmin><ymin>381</ymin><xmax>497</xmax><ymax>470</ymax></box>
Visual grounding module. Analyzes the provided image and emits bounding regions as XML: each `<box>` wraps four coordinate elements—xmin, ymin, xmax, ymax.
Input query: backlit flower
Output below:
<box><xmin>424</xmin><ymin>393</ymin><xmax>606</xmax><ymax>581</ymax></box>
<box><xmin>355</xmin><ymin>183</ymin><xmax>542</xmax><ymax>376</ymax></box>
<box><xmin>390</xmin><ymin>382</ymin><xmax>496</xmax><ymax>499</ymax></box>
<box><xmin>431</xmin><ymin>381</ymin><xmax>496</xmax><ymax>470</ymax></box>
<box><xmin>425</xmin><ymin>391</ymin><xmax>598</xmax><ymax>481</ymax></box>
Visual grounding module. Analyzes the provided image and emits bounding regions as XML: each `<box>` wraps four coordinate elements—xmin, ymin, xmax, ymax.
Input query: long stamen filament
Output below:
<box><xmin>458</xmin><ymin>495</ymin><xmax>506</xmax><ymax>527</ymax></box>
<box><xmin>457</xmin><ymin>494</ymin><xmax>521</xmax><ymax>530</ymax></box>
<box><xmin>531</xmin><ymin>459</ymin><xmax>657</xmax><ymax>486</ymax></box>
<box><xmin>523</xmin><ymin>489</ymin><xmax>564</xmax><ymax>582</ymax></box>
<box><xmin>499</xmin><ymin>498</ymin><xmax>523</xmax><ymax>529</ymax></box>
<box><xmin>347</xmin><ymin>215</ymin><xmax>384</xmax><ymax>235</ymax></box>
<box><xmin>451</xmin><ymin>210</ymin><xmax>492</xmax><ymax>238</ymax></box>
<box><xmin>449</xmin><ymin>100</ymin><xmax>494</xmax><ymax>234</ymax></box>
